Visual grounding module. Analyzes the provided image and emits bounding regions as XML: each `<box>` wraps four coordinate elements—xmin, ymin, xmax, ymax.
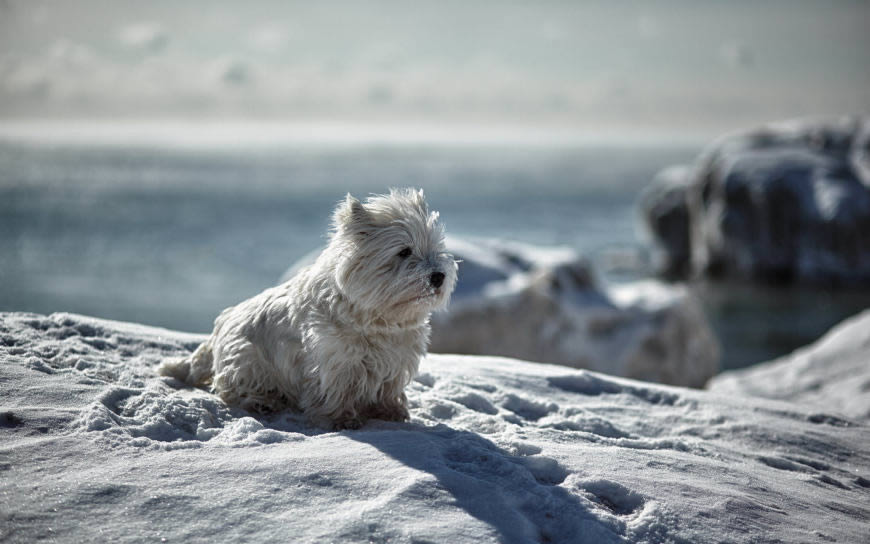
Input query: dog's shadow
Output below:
<box><xmin>261</xmin><ymin>416</ymin><xmax>629</xmax><ymax>544</ymax></box>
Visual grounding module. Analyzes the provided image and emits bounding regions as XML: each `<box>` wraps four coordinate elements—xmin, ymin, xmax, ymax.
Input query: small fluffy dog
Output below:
<box><xmin>159</xmin><ymin>188</ymin><xmax>456</xmax><ymax>429</ymax></box>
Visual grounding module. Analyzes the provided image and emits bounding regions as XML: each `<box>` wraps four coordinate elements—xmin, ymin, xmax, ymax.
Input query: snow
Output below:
<box><xmin>2</xmin><ymin>311</ymin><xmax>869</xmax><ymax>543</ymax></box>
<box><xmin>709</xmin><ymin>309</ymin><xmax>870</xmax><ymax>421</ymax></box>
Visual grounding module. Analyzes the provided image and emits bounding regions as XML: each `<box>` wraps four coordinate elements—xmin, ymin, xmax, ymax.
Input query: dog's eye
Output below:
<box><xmin>397</xmin><ymin>247</ymin><xmax>412</xmax><ymax>259</ymax></box>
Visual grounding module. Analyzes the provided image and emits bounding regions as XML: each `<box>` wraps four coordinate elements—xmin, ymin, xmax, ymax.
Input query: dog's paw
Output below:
<box><xmin>330</xmin><ymin>412</ymin><xmax>366</xmax><ymax>431</ymax></box>
<box><xmin>367</xmin><ymin>403</ymin><xmax>410</xmax><ymax>423</ymax></box>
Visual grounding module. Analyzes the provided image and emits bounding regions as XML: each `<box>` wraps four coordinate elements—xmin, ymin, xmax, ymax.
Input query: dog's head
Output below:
<box><xmin>329</xmin><ymin>188</ymin><xmax>457</xmax><ymax>325</ymax></box>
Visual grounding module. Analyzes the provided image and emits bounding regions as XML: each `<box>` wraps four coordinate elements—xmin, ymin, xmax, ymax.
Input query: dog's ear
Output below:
<box><xmin>333</xmin><ymin>193</ymin><xmax>374</xmax><ymax>237</ymax></box>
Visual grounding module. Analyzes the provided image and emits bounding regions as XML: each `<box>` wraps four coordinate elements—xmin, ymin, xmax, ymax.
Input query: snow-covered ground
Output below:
<box><xmin>2</xmin><ymin>312</ymin><xmax>869</xmax><ymax>543</ymax></box>
<box><xmin>710</xmin><ymin>309</ymin><xmax>870</xmax><ymax>421</ymax></box>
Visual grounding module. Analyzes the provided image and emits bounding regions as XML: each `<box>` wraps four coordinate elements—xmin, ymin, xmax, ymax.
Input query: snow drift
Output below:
<box><xmin>2</xmin><ymin>311</ymin><xmax>868</xmax><ymax>543</ymax></box>
<box><xmin>709</xmin><ymin>309</ymin><xmax>870</xmax><ymax>421</ymax></box>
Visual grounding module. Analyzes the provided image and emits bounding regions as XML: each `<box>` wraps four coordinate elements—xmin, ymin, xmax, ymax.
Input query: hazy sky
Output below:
<box><xmin>1</xmin><ymin>0</ymin><xmax>868</xmax><ymax>136</ymax></box>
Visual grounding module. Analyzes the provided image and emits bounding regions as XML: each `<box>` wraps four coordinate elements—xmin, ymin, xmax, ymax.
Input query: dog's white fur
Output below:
<box><xmin>158</xmin><ymin>188</ymin><xmax>456</xmax><ymax>429</ymax></box>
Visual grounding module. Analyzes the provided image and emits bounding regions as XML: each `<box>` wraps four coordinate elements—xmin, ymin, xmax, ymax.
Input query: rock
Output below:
<box><xmin>708</xmin><ymin>309</ymin><xmax>870</xmax><ymax>420</ymax></box>
<box><xmin>428</xmin><ymin>238</ymin><xmax>720</xmax><ymax>388</ymax></box>
<box><xmin>641</xmin><ymin>116</ymin><xmax>870</xmax><ymax>286</ymax></box>
<box><xmin>638</xmin><ymin>165</ymin><xmax>693</xmax><ymax>279</ymax></box>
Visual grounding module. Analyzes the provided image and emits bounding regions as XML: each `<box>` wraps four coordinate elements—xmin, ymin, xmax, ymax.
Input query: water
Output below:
<box><xmin>2</xmin><ymin>138</ymin><xmax>867</xmax><ymax>370</ymax></box>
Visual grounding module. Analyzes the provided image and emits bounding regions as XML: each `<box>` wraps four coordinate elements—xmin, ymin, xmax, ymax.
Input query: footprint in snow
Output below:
<box><xmin>576</xmin><ymin>479</ymin><xmax>646</xmax><ymax>517</ymax></box>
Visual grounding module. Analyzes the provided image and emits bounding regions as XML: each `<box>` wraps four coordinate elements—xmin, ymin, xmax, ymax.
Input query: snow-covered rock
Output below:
<box><xmin>640</xmin><ymin>116</ymin><xmax>870</xmax><ymax>285</ymax></box>
<box><xmin>2</xmin><ymin>311</ymin><xmax>868</xmax><ymax>543</ymax></box>
<box><xmin>429</xmin><ymin>238</ymin><xmax>719</xmax><ymax>388</ymax></box>
<box><xmin>709</xmin><ymin>309</ymin><xmax>870</xmax><ymax>420</ymax></box>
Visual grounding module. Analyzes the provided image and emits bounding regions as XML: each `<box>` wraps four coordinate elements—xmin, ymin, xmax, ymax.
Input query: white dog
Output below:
<box><xmin>159</xmin><ymin>188</ymin><xmax>456</xmax><ymax>429</ymax></box>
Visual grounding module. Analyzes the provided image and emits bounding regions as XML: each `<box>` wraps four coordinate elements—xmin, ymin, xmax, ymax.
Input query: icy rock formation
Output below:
<box><xmin>640</xmin><ymin>116</ymin><xmax>870</xmax><ymax>285</ymax></box>
<box><xmin>709</xmin><ymin>309</ymin><xmax>870</xmax><ymax>420</ymax></box>
<box><xmin>637</xmin><ymin>165</ymin><xmax>693</xmax><ymax>279</ymax></box>
<box><xmin>428</xmin><ymin>238</ymin><xmax>719</xmax><ymax>388</ymax></box>
<box><xmin>2</xmin><ymin>311</ymin><xmax>869</xmax><ymax>544</ymax></box>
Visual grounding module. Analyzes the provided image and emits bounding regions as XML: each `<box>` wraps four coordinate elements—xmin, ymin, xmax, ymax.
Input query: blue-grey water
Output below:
<box><xmin>2</xmin><ymin>140</ymin><xmax>867</xmax><ymax>371</ymax></box>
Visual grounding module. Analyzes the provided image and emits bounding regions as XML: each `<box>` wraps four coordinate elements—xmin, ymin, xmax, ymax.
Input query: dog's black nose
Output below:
<box><xmin>430</xmin><ymin>272</ymin><xmax>445</xmax><ymax>288</ymax></box>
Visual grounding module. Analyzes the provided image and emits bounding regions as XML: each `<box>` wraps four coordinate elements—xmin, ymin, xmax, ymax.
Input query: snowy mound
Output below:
<box><xmin>429</xmin><ymin>237</ymin><xmax>719</xmax><ymax>388</ymax></box>
<box><xmin>640</xmin><ymin>116</ymin><xmax>870</xmax><ymax>285</ymax></box>
<box><xmin>709</xmin><ymin>309</ymin><xmax>870</xmax><ymax>420</ymax></box>
<box><xmin>2</xmin><ymin>312</ymin><xmax>869</xmax><ymax>543</ymax></box>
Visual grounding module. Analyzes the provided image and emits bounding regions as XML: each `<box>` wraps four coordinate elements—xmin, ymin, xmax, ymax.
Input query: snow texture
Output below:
<box><xmin>429</xmin><ymin>237</ymin><xmax>719</xmax><ymax>388</ymax></box>
<box><xmin>2</xmin><ymin>311</ymin><xmax>869</xmax><ymax>543</ymax></box>
<box><xmin>710</xmin><ymin>309</ymin><xmax>870</xmax><ymax>421</ymax></box>
<box><xmin>639</xmin><ymin>115</ymin><xmax>870</xmax><ymax>285</ymax></box>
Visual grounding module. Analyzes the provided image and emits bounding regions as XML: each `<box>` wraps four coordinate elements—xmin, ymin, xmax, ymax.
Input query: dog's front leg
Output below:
<box><xmin>302</xmin><ymin>354</ymin><xmax>374</xmax><ymax>430</ymax></box>
<box><xmin>366</xmin><ymin>374</ymin><xmax>411</xmax><ymax>423</ymax></box>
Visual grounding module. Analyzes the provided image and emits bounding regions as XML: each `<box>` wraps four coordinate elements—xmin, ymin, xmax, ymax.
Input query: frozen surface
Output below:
<box><xmin>2</xmin><ymin>312</ymin><xmax>869</xmax><ymax>543</ymax></box>
<box><xmin>710</xmin><ymin>309</ymin><xmax>870</xmax><ymax>421</ymax></box>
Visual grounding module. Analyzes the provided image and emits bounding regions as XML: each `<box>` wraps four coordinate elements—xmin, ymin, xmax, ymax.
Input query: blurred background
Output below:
<box><xmin>1</xmin><ymin>0</ymin><xmax>869</xmax><ymax>372</ymax></box>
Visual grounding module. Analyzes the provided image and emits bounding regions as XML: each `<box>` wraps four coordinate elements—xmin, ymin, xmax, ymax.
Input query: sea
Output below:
<box><xmin>2</xmin><ymin>123</ymin><xmax>868</xmax><ymax>371</ymax></box>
